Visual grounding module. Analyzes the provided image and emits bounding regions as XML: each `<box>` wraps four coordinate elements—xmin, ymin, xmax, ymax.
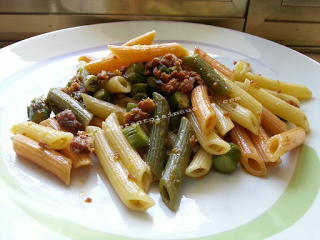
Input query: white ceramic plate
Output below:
<box><xmin>1</xmin><ymin>21</ymin><xmax>320</xmax><ymax>240</ymax></box>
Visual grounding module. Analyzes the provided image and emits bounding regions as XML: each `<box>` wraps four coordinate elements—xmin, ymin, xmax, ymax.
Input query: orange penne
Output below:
<box><xmin>191</xmin><ymin>85</ymin><xmax>216</xmax><ymax>136</ymax></box>
<box><xmin>84</xmin><ymin>30</ymin><xmax>156</xmax><ymax>74</ymax></box>
<box><xmin>13</xmin><ymin>134</ymin><xmax>72</xmax><ymax>185</ymax></box>
<box><xmin>248</xmin><ymin>126</ymin><xmax>281</xmax><ymax>165</ymax></box>
<box><xmin>230</xmin><ymin>123</ymin><xmax>267</xmax><ymax>177</ymax></box>
<box><xmin>261</xmin><ymin>107</ymin><xmax>288</xmax><ymax>136</ymax></box>
<box><xmin>108</xmin><ymin>43</ymin><xmax>189</xmax><ymax>65</ymax></box>
<box><xmin>60</xmin><ymin>145</ymin><xmax>93</xmax><ymax>169</ymax></box>
<box><xmin>89</xmin><ymin>116</ymin><xmax>104</xmax><ymax>128</ymax></box>
<box><xmin>266</xmin><ymin>127</ymin><xmax>306</xmax><ymax>162</ymax></box>
<box><xmin>194</xmin><ymin>46</ymin><xmax>233</xmax><ymax>79</ymax></box>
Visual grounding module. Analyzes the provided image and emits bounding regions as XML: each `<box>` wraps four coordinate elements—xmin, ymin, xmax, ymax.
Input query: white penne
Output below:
<box><xmin>233</xmin><ymin>60</ymin><xmax>251</xmax><ymax>80</ymax></box>
<box><xmin>210</xmin><ymin>102</ymin><xmax>234</xmax><ymax>136</ymax></box>
<box><xmin>81</xmin><ymin>93</ymin><xmax>126</xmax><ymax>124</ymax></box>
<box><xmin>186</xmin><ymin>111</ymin><xmax>230</xmax><ymax>155</ymax></box>
<box><xmin>263</xmin><ymin>88</ymin><xmax>300</xmax><ymax>107</ymax></box>
<box><xmin>230</xmin><ymin>123</ymin><xmax>267</xmax><ymax>177</ymax></box>
<box><xmin>185</xmin><ymin>146</ymin><xmax>212</xmax><ymax>178</ymax></box>
<box><xmin>103</xmin><ymin>76</ymin><xmax>131</xmax><ymax>93</ymax></box>
<box><xmin>266</xmin><ymin>127</ymin><xmax>306</xmax><ymax>162</ymax></box>
<box><xmin>237</xmin><ymin>71</ymin><xmax>312</xmax><ymax>99</ymax></box>
<box><xmin>191</xmin><ymin>85</ymin><xmax>216</xmax><ymax>136</ymax></box>
<box><xmin>243</xmin><ymin>79</ymin><xmax>310</xmax><ymax>132</ymax></box>
<box><xmin>221</xmin><ymin>73</ymin><xmax>262</xmax><ymax>125</ymax></box>
<box><xmin>248</xmin><ymin>126</ymin><xmax>281</xmax><ymax>164</ymax></box>
<box><xmin>103</xmin><ymin>113</ymin><xmax>152</xmax><ymax>192</ymax></box>
<box><xmin>166</xmin><ymin>131</ymin><xmax>177</xmax><ymax>148</ymax></box>
<box><xmin>86</xmin><ymin>126</ymin><xmax>155</xmax><ymax>211</ymax></box>
<box><xmin>11</xmin><ymin>121</ymin><xmax>73</xmax><ymax>150</ymax></box>
<box><xmin>13</xmin><ymin>134</ymin><xmax>72</xmax><ymax>185</ymax></box>
<box><xmin>210</xmin><ymin>94</ymin><xmax>259</xmax><ymax>135</ymax></box>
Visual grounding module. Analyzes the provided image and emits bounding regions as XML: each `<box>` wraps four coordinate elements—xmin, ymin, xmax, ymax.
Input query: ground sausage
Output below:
<box><xmin>55</xmin><ymin>109</ymin><xmax>83</xmax><ymax>133</ymax></box>
<box><xmin>70</xmin><ymin>131</ymin><xmax>94</xmax><ymax>155</ymax></box>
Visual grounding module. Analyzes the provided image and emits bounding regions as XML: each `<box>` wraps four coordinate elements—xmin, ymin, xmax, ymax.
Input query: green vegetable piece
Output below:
<box><xmin>145</xmin><ymin>92</ymin><xmax>170</xmax><ymax>181</ymax></box>
<box><xmin>126</xmin><ymin>103</ymin><xmax>138</xmax><ymax>112</ymax></box>
<box><xmin>131</xmin><ymin>83</ymin><xmax>148</xmax><ymax>100</ymax></box>
<box><xmin>212</xmin><ymin>142</ymin><xmax>241</xmax><ymax>174</ymax></box>
<box><xmin>159</xmin><ymin>65</ymin><xmax>168</xmax><ymax>73</ymax></box>
<box><xmin>159</xmin><ymin>117</ymin><xmax>194</xmax><ymax>211</ymax></box>
<box><xmin>94</xmin><ymin>89</ymin><xmax>110</xmax><ymax>102</ymax></box>
<box><xmin>84</xmin><ymin>75</ymin><xmax>100</xmax><ymax>92</ymax></box>
<box><xmin>169</xmin><ymin>114</ymin><xmax>182</xmax><ymax>132</ymax></box>
<box><xmin>27</xmin><ymin>97</ymin><xmax>51</xmax><ymax>123</ymax></box>
<box><xmin>47</xmin><ymin>88</ymin><xmax>93</xmax><ymax>126</ymax></box>
<box><xmin>146</xmin><ymin>76</ymin><xmax>158</xmax><ymax>88</ymax></box>
<box><xmin>124</xmin><ymin>63</ymin><xmax>146</xmax><ymax>83</ymax></box>
<box><xmin>167</xmin><ymin>91</ymin><xmax>190</xmax><ymax>111</ymax></box>
<box><xmin>182</xmin><ymin>55</ymin><xmax>233</xmax><ymax>94</ymax></box>
<box><xmin>122</xmin><ymin>124</ymin><xmax>149</xmax><ymax>150</ymax></box>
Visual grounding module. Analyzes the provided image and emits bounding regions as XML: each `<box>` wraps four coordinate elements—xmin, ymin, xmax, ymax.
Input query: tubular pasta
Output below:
<box><xmin>185</xmin><ymin>146</ymin><xmax>212</xmax><ymax>178</ymax></box>
<box><xmin>81</xmin><ymin>93</ymin><xmax>126</xmax><ymax>124</ymax></box>
<box><xmin>186</xmin><ymin>110</ymin><xmax>230</xmax><ymax>155</ymax></box>
<box><xmin>103</xmin><ymin>113</ymin><xmax>152</xmax><ymax>192</ymax></box>
<box><xmin>194</xmin><ymin>46</ymin><xmax>234</xmax><ymax>79</ymax></box>
<box><xmin>191</xmin><ymin>85</ymin><xmax>216</xmax><ymax>136</ymax></box>
<box><xmin>229</xmin><ymin>123</ymin><xmax>267</xmax><ymax>177</ymax></box>
<box><xmin>261</xmin><ymin>106</ymin><xmax>287</xmax><ymax>136</ymax></box>
<box><xmin>84</xmin><ymin>30</ymin><xmax>156</xmax><ymax>74</ymax></box>
<box><xmin>266</xmin><ymin>127</ymin><xmax>306</xmax><ymax>162</ymax></box>
<box><xmin>243</xmin><ymin>79</ymin><xmax>310</xmax><ymax>132</ymax></box>
<box><xmin>86</xmin><ymin>126</ymin><xmax>154</xmax><ymax>211</ymax></box>
<box><xmin>248</xmin><ymin>126</ymin><xmax>281</xmax><ymax>164</ymax></box>
<box><xmin>210</xmin><ymin>102</ymin><xmax>234</xmax><ymax>136</ymax></box>
<box><xmin>11</xmin><ymin>121</ymin><xmax>73</xmax><ymax>150</ymax></box>
<box><xmin>13</xmin><ymin>134</ymin><xmax>72</xmax><ymax>185</ymax></box>
<box><xmin>210</xmin><ymin>94</ymin><xmax>259</xmax><ymax>135</ymax></box>
<box><xmin>108</xmin><ymin>43</ymin><xmax>189</xmax><ymax>64</ymax></box>
<box><xmin>103</xmin><ymin>76</ymin><xmax>131</xmax><ymax>93</ymax></box>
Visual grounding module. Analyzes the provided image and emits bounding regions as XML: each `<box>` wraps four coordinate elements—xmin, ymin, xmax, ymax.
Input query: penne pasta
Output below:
<box><xmin>13</xmin><ymin>134</ymin><xmax>72</xmax><ymax>185</ymax></box>
<box><xmin>191</xmin><ymin>85</ymin><xmax>216</xmax><ymax>136</ymax></box>
<box><xmin>86</xmin><ymin>126</ymin><xmax>154</xmax><ymax>211</ymax></box>
<box><xmin>39</xmin><ymin>118</ymin><xmax>93</xmax><ymax>168</ymax></box>
<box><xmin>262</xmin><ymin>88</ymin><xmax>300</xmax><ymax>107</ymax></box>
<box><xmin>103</xmin><ymin>113</ymin><xmax>152</xmax><ymax>192</ymax></box>
<box><xmin>103</xmin><ymin>76</ymin><xmax>131</xmax><ymax>93</ymax></box>
<box><xmin>248</xmin><ymin>126</ymin><xmax>281</xmax><ymax>164</ymax></box>
<box><xmin>186</xmin><ymin>110</ymin><xmax>230</xmax><ymax>155</ymax></box>
<box><xmin>11</xmin><ymin>121</ymin><xmax>73</xmax><ymax>150</ymax></box>
<box><xmin>88</xmin><ymin>117</ymin><xmax>104</xmax><ymax>128</ymax></box>
<box><xmin>210</xmin><ymin>94</ymin><xmax>259</xmax><ymax>135</ymax></box>
<box><xmin>210</xmin><ymin>102</ymin><xmax>234</xmax><ymax>136</ymax></box>
<box><xmin>266</xmin><ymin>127</ymin><xmax>306</xmax><ymax>162</ymax></box>
<box><xmin>60</xmin><ymin>145</ymin><xmax>93</xmax><ymax>169</ymax></box>
<box><xmin>108</xmin><ymin>43</ymin><xmax>189</xmax><ymax>64</ymax></box>
<box><xmin>81</xmin><ymin>93</ymin><xmax>126</xmax><ymax>124</ymax></box>
<box><xmin>185</xmin><ymin>146</ymin><xmax>212</xmax><ymax>178</ymax></box>
<box><xmin>220</xmin><ymin>73</ymin><xmax>262</xmax><ymax>125</ymax></box>
<box><xmin>261</xmin><ymin>106</ymin><xmax>287</xmax><ymax>136</ymax></box>
<box><xmin>233</xmin><ymin>60</ymin><xmax>251</xmax><ymax>80</ymax></box>
<box><xmin>229</xmin><ymin>123</ymin><xmax>267</xmax><ymax>177</ymax></box>
<box><xmin>194</xmin><ymin>46</ymin><xmax>234</xmax><ymax>79</ymax></box>
<box><xmin>84</xmin><ymin>30</ymin><xmax>156</xmax><ymax>74</ymax></box>
<box><xmin>243</xmin><ymin>79</ymin><xmax>310</xmax><ymax>132</ymax></box>
<box><xmin>236</xmin><ymin>71</ymin><xmax>312</xmax><ymax>99</ymax></box>
<box><xmin>39</xmin><ymin>117</ymin><xmax>66</xmax><ymax>131</ymax></box>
